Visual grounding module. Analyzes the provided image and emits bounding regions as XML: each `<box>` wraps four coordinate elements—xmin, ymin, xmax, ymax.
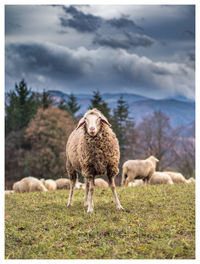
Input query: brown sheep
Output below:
<box><xmin>66</xmin><ymin>108</ymin><xmax>123</xmax><ymax>213</ymax></box>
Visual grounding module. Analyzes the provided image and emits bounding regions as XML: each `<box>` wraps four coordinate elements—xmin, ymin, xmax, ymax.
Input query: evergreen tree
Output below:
<box><xmin>58</xmin><ymin>93</ymin><xmax>80</xmax><ymax>120</ymax></box>
<box><xmin>66</xmin><ymin>93</ymin><xmax>81</xmax><ymax>115</ymax></box>
<box><xmin>5</xmin><ymin>79</ymin><xmax>39</xmax><ymax>135</ymax></box>
<box><xmin>89</xmin><ymin>90</ymin><xmax>111</xmax><ymax>121</ymax></box>
<box><xmin>113</xmin><ymin>96</ymin><xmax>129</xmax><ymax>149</ymax></box>
<box><xmin>113</xmin><ymin>96</ymin><xmax>136</xmax><ymax>162</ymax></box>
<box><xmin>41</xmin><ymin>89</ymin><xmax>53</xmax><ymax>109</ymax></box>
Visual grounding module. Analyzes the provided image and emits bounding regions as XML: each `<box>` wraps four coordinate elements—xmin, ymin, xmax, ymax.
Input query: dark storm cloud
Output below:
<box><xmin>60</xmin><ymin>6</ymin><xmax>102</xmax><ymax>32</ymax></box>
<box><xmin>6</xmin><ymin>42</ymin><xmax>92</xmax><ymax>80</ymax></box>
<box><xmin>107</xmin><ymin>17</ymin><xmax>143</xmax><ymax>31</ymax></box>
<box><xmin>93</xmin><ymin>32</ymin><xmax>154</xmax><ymax>50</ymax></box>
<box><xmin>140</xmin><ymin>5</ymin><xmax>195</xmax><ymax>42</ymax></box>
<box><xmin>5</xmin><ymin>41</ymin><xmax>194</xmax><ymax>99</ymax></box>
<box><xmin>60</xmin><ymin>6</ymin><xmax>143</xmax><ymax>34</ymax></box>
<box><xmin>5</xmin><ymin>5</ymin><xmax>195</xmax><ymax>100</ymax></box>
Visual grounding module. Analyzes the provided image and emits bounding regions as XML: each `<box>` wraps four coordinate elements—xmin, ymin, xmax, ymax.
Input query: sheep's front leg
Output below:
<box><xmin>109</xmin><ymin>177</ymin><xmax>124</xmax><ymax>210</ymax></box>
<box><xmin>87</xmin><ymin>178</ymin><xmax>94</xmax><ymax>213</ymax></box>
<box><xmin>84</xmin><ymin>178</ymin><xmax>89</xmax><ymax>207</ymax></box>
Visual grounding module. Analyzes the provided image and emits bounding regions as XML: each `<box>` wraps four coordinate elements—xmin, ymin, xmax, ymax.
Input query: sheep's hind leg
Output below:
<box><xmin>109</xmin><ymin>177</ymin><xmax>124</xmax><ymax>210</ymax></box>
<box><xmin>67</xmin><ymin>172</ymin><xmax>77</xmax><ymax>207</ymax></box>
<box><xmin>84</xmin><ymin>178</ymin><xmax>89</xmax><ymax>207</ymax></box>
<box><xmin>87</xmin><ymin>178</ymin><xmax>94</xmax><ymax>213</ymax></box>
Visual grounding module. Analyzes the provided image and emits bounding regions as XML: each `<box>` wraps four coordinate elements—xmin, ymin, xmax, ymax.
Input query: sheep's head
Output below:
<box><xmin>76</xmin><ymin>108</ymin><xmax>111</xmax><ymax>136</ymax></box>
<box><xmin>149</xmin><ymin>156</ymin><xmax>159</xmax><ymax>163</ymax></box>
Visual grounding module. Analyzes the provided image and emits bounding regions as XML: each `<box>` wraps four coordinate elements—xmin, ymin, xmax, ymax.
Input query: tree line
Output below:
<box><xmin>5</xmin><ymin>79</ymin><xmax>195</xmax><ymax>188</ymax></box>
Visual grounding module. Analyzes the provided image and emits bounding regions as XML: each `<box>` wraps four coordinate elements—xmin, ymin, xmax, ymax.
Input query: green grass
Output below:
<box><xmin>5</xmin><ymin>183</ymin><xmax>195</xmax><ymax>259</ymax></box>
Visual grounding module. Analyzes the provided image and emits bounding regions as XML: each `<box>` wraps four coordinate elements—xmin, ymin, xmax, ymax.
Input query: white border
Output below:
<box><xmin>1</xmin><ymin>1</ymin><xmax>199</xmax><ymax>264</ymax></box>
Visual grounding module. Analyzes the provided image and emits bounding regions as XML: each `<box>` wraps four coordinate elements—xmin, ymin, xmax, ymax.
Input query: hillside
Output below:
<box><xmin>5</xmin><ymin>184</ymin><xmax>195</xmax><ymax>259</ymax></box>
<box><xmin>48</xmin><ymin>90</ymin><xmax>195</xmax><ymax>131</ymax></box>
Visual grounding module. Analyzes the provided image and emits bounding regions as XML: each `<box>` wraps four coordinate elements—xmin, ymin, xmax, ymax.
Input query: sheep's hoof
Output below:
<box><xmin>87</xmin><ymin>207</ymin><xmax>94</xmax><ymax>213</ymax></box>
<box><xmin>67</xmin><ymin>202</ymin><xmax>73</xmax><ymax>208</ymax></box>
<box><xmin>116</xmin><ymin>204</ymin><xmax>124</xmax><ymax>210</ymax></box>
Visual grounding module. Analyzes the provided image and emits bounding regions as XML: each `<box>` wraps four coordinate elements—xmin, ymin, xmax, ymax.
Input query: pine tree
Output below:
<box><xmin>89</xmin><ymin>90</ymin><xmax>111</xmax><ymax>121</ymax></box>
<box><xmin>5</xmin><ymin>79</ymin><xmax>39</xmax><ymax>135</ymax></box>
<box><xmin>113</xmin><ymin>96</ymin><xmax>136</xmax><ymax>161</ymax></box>
<box><xmin>113</xmin><ymin>96</ymin><xmax>129</xmax><ymax>149</ymax></box>
<box><xmin>41</xmin><ymin>89</ymin><xmax>53</xmax><ymax>109</ymax></box>
<box><xmin>66</xmin><ymin>93</ymin><xmax>81</xmax><ymax>115</ymax></box>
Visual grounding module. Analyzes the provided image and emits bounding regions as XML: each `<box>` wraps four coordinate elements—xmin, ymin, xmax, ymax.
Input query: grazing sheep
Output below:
<box><xmin>41</xmin><ymin>179</ymin><xmax>57</xmax><ymax>191</ymax></box>
<box><xmin>164</xmin><ymin>171</ymin><xmax>187</xmax><ymax>184</ymax></box>
<box><xmin>55</xmin><ymin>178</ymin><xmax>70</xmax><ymax>189</ymax></box>
<box><xmin>187</xmin><ymin>177</ymin><xmax>195</xmax><ymax>183</ymax></box>
<box><xmin>121</xmin><ymin>156</ymin><xmax>159</xmax><ymax>186</ymax></box>
<box><xmin>95</xmin><ymin>178</ymin><xmax>109</xmax><ymax>188</ymax></box>
<box><xmin>13</xmin><ymin>177</ymin><xmax>48</xmax><ymax>193</ymax></box>
<box><xmin>66</xmin><ymin>108</ymin><xmax>123</xmax><ymax>213</ymax></box>
<box><xmin>128</xmin><ymin>179</ymin><xmax>144</xmax><ymax>187</ymax></box>
<box><xmin>149</xmin><ymin>172</ymin><xmax>174</xmax><ymax>185</ymax></box>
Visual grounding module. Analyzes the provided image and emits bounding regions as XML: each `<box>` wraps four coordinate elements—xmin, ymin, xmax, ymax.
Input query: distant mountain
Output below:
<box><xmin>48</xmin><ymin>90</ymin><xmax>195</xmax><ymax>133</ymax></box>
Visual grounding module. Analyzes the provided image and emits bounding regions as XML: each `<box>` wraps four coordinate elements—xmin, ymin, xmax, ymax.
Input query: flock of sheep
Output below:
<box><xmin>121</xmin><ymin>155</ymin><xmax>195</xmax><ymax>186</ymax></box>
<box><xmin>6</xmin><ymin>108</ymin><xmax>195</xmax><ymax>213</ymax></box>
<box><xmin>8</xmin><ymin>176</ymin><xmax>107</xmax><ymax>194</ymax></box>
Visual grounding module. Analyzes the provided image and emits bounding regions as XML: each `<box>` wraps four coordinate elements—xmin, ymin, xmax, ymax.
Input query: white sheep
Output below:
<box><xmin>75</xmin><ymin>182</ymin><xmax>86</xmax><ymax>190</ymax></box>
<box><xmin>128</xmin><ymin>179</ymin><xmax>144</xmax><ymax>187</ymax></box>
<box><xmin>41</xmin><ymin>179</ymin><xmax>57</xmax><ymax>191</ymax></box>
<box><xmin>13</xmin><ymin>177</ymin><xmax>48</xmax><ymax>192</ymax></box>
<box><xmin>55</xmin><ymin>178</ymin><xmax>70</xmax><ymax>189</ymax></box>
<box><xmin>94</xmin><ymin>178</ymin><xmax>109</xmax><ymax>188</ymax></box>
<box><xmin>187</xmin><ymin>177</ymin><xmax>195</xmax><ymax>183</ymax></box>
<box><xmin>121</xmin><ymin>156</ymin><xmax>159</xmax><ymax>186</ymax></box>
<box><xmin>66</xmin><ymin>108</ymin><xmax>123</xmax><ymax>213</ymax></box>
<box><xmin>164</xmin><ymin>171</ymin><xmax>188</xmax><ymax>184</ymax></box>
<box><xmin>149</xmin><ymin>172</ymin><xmax>174</xmax><ymax>185</ymax></box>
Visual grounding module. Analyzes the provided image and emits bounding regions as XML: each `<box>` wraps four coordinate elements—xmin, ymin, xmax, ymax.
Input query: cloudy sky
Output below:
<box><xmin>5</xmin><ymin>5</ymin><xmax>195</xmax><ymax>99</ymax></box>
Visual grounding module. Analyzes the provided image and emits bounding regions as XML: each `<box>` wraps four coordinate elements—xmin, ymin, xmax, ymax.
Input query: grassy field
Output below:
<box><xmin>5</xmin><ymin>183</ymin><xmax>195</xmax><ymax>259</ymax></box>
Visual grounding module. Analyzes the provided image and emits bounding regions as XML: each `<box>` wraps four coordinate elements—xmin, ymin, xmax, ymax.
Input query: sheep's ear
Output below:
<box><xmin>76</xmin><ymin>117</ymin><xmax>85</xmax><ymax>130</ymax></box>
<box><xmin>101</xmin><ymin>117</ymin><xmax>111</xmax><ymax>127</ymax></box>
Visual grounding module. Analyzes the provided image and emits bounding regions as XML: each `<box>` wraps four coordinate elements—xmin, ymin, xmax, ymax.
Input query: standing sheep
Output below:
<box><xmin>95</xmin><ymin>178</ymin><xmax>109</xmax><ymax>188</ymax></box>
<box><xmin>121</xmin><ymin>156</ymin><xmax>159</xmax><ymax>186</ymax></box>
<box><xmin>149</xmin><ymin>172</ymin><xmax>174</xmax><ymax>185</ymax></box>
<box><xmin>55</xmin><ymin>178</ymin><xmax>70</xmax><ymax>189</ymax></box>
<box><xmin>66</xmin><ymin>108</ymin><xmax>123</xmax><ymax>213</ymax></box>
<box><xmin>164</xmin><ymin>171</ymin><xmax>188</xmax><ymax>184</ymax></box>
<box><xmin>13</xmin><ymin>177</ymin><xmax>48</xmax><ymax>192</ymax></box>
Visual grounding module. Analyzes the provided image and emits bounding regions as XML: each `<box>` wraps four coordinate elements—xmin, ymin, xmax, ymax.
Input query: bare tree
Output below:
<box><xmin>174</xmin><ymin>137</ymin><xmax>195</xmax><ymax>178</ymax></box>
<box><xmin>136</xmin><ymin>111</ymin><xmax>181</xmax><ymax>170</ymax></box>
